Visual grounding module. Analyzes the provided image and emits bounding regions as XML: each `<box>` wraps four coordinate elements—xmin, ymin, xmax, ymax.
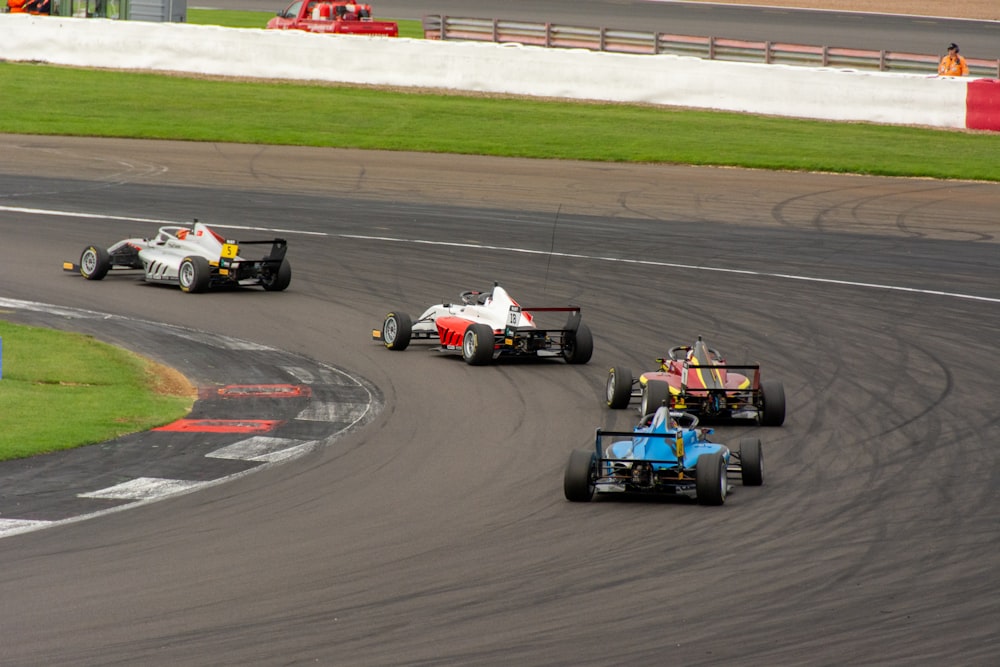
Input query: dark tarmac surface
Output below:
<box><xmin>0</xmin><ymin>300</ymin><xmax>378</xmax><ymax>530</ymax></box>
<box><xmin>0</xmin><ymin>134</ymin><xmax>997</xmax><ymax>664</ymax></box>
<box><xmin>208</xmin><ymin>0</ymin><xmax>1000</xmax><ymax>57</ymax></box>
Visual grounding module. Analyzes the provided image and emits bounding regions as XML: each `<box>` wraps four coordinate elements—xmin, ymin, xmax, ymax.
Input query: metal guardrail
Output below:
<box><xmin>422</xmin><ymin>15</ymin><xmax>1000</xmax><ymax>79</ymax></box>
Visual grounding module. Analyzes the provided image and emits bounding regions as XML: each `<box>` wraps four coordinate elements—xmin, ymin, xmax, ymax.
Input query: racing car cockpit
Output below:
<box><xmin>637</xmin><ymin>407</ymin><xmax>699</xmax><ymax>431</ymax></box>
<box><xmin>668</xmin><ymin>336</ymin><xmax>724</xmax><ymax>364</ymax></box>
<box><xmin>460</xmin><ymin>288</ymin><xmax>494</xmax><ymax>305</ymax></box>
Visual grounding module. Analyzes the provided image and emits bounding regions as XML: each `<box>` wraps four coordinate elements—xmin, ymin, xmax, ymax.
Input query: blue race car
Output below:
<box><xmin>563</xmin><ymin>407</ymin><xmax>763</xmax><ymax>505</ymax></box>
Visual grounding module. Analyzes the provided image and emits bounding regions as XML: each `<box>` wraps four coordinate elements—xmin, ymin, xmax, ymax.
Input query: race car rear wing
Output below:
<box><xmin>657</xmin><ymin>361</ymin><xmax>762</xmax><ymax>390</ymax></box>
<box><xmin>592</xmin><ymin>429</ymin><xmax>688</xmax><ymax>469</ymax></box>
<box><xmin>510</xmin><ymin>304</ymin><xmax>582</xmax><ymax>332</ymax></box>
<box><xmin>221</xmin><ymin>237</ymin><xmax>288</xmax><ymax>260</ymax></box>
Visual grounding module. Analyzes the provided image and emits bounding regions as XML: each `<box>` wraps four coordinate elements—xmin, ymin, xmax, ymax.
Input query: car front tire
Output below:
<box><xmin>606</xmin><ymin>366</ymin><xmax>633</xmax><ymax>409</ymax></box>
<box><xmin>178</xmin><ymin>256</ymin><xmax>211</xmax><ymax>293</ymax></box>
<box><xmin>382</xmin><ymin>312</ymin><xmax>412</xmax><ymax>351</ymax></box>
<box><xmin>462</xmin><ymin>323</ymin><xmax>495</xmax><ymax>365</ymax></box>
<box><xmin>80</xmin><ymin>245</ymin><xmax>111</xmax><ymax>280</ymax></box>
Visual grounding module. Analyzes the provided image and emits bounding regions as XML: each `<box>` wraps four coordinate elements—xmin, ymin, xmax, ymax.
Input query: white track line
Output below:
<box><xmin>5</xmin><ymin>205</ymin><xmax>995</xmax><ymax>304</ymax></box>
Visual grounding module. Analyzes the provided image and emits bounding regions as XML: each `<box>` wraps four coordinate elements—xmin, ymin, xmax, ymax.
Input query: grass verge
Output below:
<box><xmin>0</xmin><ymin>320</ymin><xmax>195</xmax><ymax>461</ymax></box>
<box><xmin>1</xmin><ymin>61</ymin><xmax>998</xmax><ymax>180</ymax></box>
<box><xmin>1</xmin><ymin>9</ymin><xmax>996</xmax><ymax>458</ymax></box>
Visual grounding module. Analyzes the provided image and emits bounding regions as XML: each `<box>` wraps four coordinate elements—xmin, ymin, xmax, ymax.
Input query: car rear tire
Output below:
<box><xmin>80</xmin><ymin>245</ymin><xmax>111</xmax><ymax>280</ymax></box>
<box><xmin>696</xmin><ymin>451</ymin><xmax>727</xmax><ymax>506</ymax></box>
<box><xmin>606</xmin><ymin>366</ymin><xmax>633</xmax><ymax>409</ymax></box>
<box><xmin>761</xmin><ymin>380</ymin><xmax>786</xmax><ymax>426</ymax></box>
<box><xmin>462</xmin><ymin>323</ymin><xmax>495</xmax><ymax>365</ymax></box>
<box><xmin>261</xmin><ymin>258</ymin><xmax>292</xmax><ymax>292</ymax></box>
<box><xmin>382</xmin><ymin>312</ymin><xmax>412</xmax><ymax>351</ymax></box>
<box><xmin>564</xmin><ymin>449</ymin><xmax>596</xmax><ymax>502</ymax></box>
<box><xmin>739</xmin><ymin>437</ymin><xmax>764</xmax><ymax>486</ymax></box>
<box><xmin>562</xmin><ymin>322</ymin><xmax>594</xmax><ymax>364</ymax></box>
<box><xmin>640</xmin><ymin>379</ymin><xmax>670</xmax><ymax>417</ymax></box>
<box><xmin>178</xmin><ymin>256</ymin><xmax>211</xmax><ymax>293</ymax></box>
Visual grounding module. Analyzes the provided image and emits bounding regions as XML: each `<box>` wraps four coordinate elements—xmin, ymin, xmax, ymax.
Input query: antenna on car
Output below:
<box><xmin>543</xmin><ymin>204</ymin><xmax>561</xmax><ymax>294</ymax></box>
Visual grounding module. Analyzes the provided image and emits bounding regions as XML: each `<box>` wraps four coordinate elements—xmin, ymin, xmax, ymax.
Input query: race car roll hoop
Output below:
<box><xmin>64</xmin><ymin>221</ymin><xmax>291</xmax><ymax>294</ymax></box>
<box><xmin>372</xmin><ymin>283</ymin><xmax>593</xmax><ymax>365</ymax></box>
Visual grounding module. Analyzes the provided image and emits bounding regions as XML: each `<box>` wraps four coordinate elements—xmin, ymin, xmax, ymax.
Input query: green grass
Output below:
<box><xmin>1</xmin><ymin>9</ymin><xmax>997</xmax><ymax>458</ymax></box>
<box><xmin>2</xmin><ymin>8</ymin><xmax>997</xmax><ymax>180</ymax></box>
<box><xmin>0</xmin><ymin>321</ymin><xmax>194</xmax><ymax>461</ymax></box>
<box><xmin>1</xmin><ymin>62</ymin><xmax>998</xmax><ymax>180</ymax></box>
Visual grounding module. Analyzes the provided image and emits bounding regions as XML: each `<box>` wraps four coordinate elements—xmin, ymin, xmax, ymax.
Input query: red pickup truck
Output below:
<box><xmin>266</xmin><ymin>1</ymin><xmax>399</xmax><ymax>37</ymax></box>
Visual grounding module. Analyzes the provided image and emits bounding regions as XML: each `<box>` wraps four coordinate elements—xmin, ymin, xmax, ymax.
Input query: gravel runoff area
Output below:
<box><xmin>682</xmin><ymin>0</ymin><xmax>997</xmax><ymax>21</ymax></box>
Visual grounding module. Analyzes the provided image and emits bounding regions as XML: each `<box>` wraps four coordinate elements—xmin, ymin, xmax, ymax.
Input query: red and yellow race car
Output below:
<box><xmin>605</xmin><ymin>336</ymin><xmax>785</xmax><ymax>426</ymax></box>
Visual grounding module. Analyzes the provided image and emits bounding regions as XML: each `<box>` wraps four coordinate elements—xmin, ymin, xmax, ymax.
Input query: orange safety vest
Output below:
<box><xmin>938</xmin><ymin>54</ymin><xmax>969</xmax><ymax>77</ymax></box>
<box><xmin>8</xmin><ymin>0</ymin><xmax>27</xmax><ymax>12</ymax></box>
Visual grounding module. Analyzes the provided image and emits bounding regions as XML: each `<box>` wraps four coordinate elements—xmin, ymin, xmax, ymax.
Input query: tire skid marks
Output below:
<box><xmin>280</xmin><ymin>365</ymin><xmax>374</xmax><ymax>424</ymax></box>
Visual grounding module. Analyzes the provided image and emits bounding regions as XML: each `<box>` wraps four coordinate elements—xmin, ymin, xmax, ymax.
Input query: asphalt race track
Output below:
<box><xmin>0</xmin><ymin>135</ymin><xmax>998</xmax><ymax>664</ymax></box>
<box><xmin>226</xmin><ymin>0</ymin><xmax>1000</xmax><ymax>59</ymax></box>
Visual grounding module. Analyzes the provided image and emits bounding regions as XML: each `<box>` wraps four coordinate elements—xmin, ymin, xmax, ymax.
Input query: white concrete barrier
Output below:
<box><xmin>0</xmin><ymin>14</ymin><xmax>986</xmax><ymax>130</ymax></box>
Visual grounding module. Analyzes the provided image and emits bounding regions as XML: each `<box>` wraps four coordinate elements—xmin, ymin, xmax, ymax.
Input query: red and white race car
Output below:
<box><xmin>372</xmin><ymin>283</ymin><xmax>593</xmax><ymax>365</ymax></box>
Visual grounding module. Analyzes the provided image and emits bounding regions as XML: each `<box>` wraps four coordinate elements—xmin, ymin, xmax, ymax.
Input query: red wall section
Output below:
<box><xmin>966</xmin><ymin>79</ymin><xmax>1000</xmax><ymax>131</ymax></box>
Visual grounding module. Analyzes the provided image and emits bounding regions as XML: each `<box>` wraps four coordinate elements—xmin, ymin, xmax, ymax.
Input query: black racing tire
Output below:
<box><xmin>562</xmin><ymin>322</ymin><xmax>594</xmax><ymax>365</ymax></box>
<box><xmin>640</xmin><ymin>379</ymin><xmax>670</xmax><ymax>417</ymax></box>
<box><xmin>382</xmin><ymin>312</ymin><xmax>412</xmax><ymax>351</ymax></box>
<box><xmin>564</xmin><ymin>449</ymin><xmax>596</xmax><ymax>502</ymax></box>
<box><xmin>261</xmin><ymin>258</ymin><xmax>292</xmax><ymax>292</ymax></box>
<box><xmin>696</xmin><ymin>451</ymin><xmax>727</xmax><ymax>506</ymax></box>
<box><xmin>79</xmin><ymin>245</ymin><xmax>111</xmax><ymax>281</ymax></box>
<box><xmin>606</xmin><ymin>366</ymin><xmax>633</xmax><ymax>409</ymax></box>
<box><xmin>462</xmin><ymin>323</ymin><xmax>495</xmax><ymax>365</ymax></box>
<box><xmin>178</xmin><ymin>256</ymin><xmax>211</xmax><ymax>293</ymax></box>
<box><xmin>761</xmin><ymin>380</ymin><xmax>786</xmax><ymax>426</ymax></box>
<box><xmin>739</xmin><ymin>437</ymin><xmax>764</xmax><ymax>486</ymax></box>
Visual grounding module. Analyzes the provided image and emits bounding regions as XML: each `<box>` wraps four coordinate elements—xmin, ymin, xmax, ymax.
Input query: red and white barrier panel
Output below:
<box><xmin>967</xmin><ymin>79</ymin><xmax>1000</xmax><ymax>131</ymax></box>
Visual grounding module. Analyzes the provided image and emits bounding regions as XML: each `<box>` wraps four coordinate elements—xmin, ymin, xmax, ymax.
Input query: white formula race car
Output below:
<box><xmin>372</xmin><ymin>283</ymin><xmax>593</xmax><ymax>365</ymax></box>
<box><xmin>63</xmin><ymin>221</ymin><xmax>291</xmax><ymax>293</ymax></box>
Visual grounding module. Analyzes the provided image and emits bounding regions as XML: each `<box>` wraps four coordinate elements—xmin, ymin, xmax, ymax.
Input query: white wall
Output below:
<box><xmin>0</xmin><ymin>14</ymin><xmax>970</xmax><ymax>129</ymax></box>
